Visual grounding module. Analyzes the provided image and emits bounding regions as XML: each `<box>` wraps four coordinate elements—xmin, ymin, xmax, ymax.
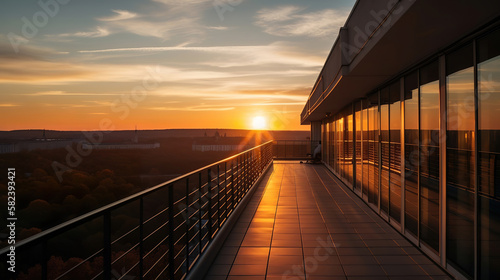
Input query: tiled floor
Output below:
<box><xmin>204</xmin><ymin>162</ymin><xmax>453</xmax><ymax>280</ymax></box>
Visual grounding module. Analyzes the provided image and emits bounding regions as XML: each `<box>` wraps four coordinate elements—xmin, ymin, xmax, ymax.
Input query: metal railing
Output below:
<box><xmin>273</xmin><ymin>140</ymin><xmax>320</xmax><ymax>160</ymax></box>
<box><xmin>1</xmin><ymin>141</ymin><xmax>273</xmax><ymax>280</ymax></box>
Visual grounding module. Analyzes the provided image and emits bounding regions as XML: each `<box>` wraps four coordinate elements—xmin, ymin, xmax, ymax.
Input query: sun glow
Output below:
<box><xmin>252</xmin><ymin>116</ymin><xmax>267</xmax><ymax>130</ymax></box>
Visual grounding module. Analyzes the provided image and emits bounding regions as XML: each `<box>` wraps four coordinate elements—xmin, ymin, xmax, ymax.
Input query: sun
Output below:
<box><xmin>252</xmin><ymin>116</ymin><xmax>267</xmax><ymax>130</ymax></box>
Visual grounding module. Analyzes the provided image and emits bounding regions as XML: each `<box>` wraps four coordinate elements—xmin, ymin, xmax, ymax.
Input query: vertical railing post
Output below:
<box><xmin>198</xmin><ymin>172</ymin><xmax>202</xmax><ymax>253</ymax></box>
<box><xmin>244</xmin><ymin>153</ymin><xmax>248</xmax><ymax>192</ymax></box>
<box><xmin>224</xmin><ymin>162</ymin><xmax>227</xmax><ymax>222</ymax></box>
<box><xmin>103</xmin><ymin>211</ymin><xmax>111</xmax><ymax>280</ymax></box>
<box><xmin>231</xmin><ymin>161</ymin><xmax>235</xmax><ymax>212</ymax></box>
<box><xmin>208</xmin><ymin>168</ymin><xmax>213</xmax><ymax>241</ymax></box>
<box><xmin>235</xmin><ymin>157</ymin><xmax>239</xmax><ymax>203</ymax></box>
<box><xmin>185</xmin><ymin>177</ymin><xmax>190</xmax><ymax>273</ymax></box>
<box><xmin>217</xmin><ymin>164</ymin><xmax>221</xmax><ymax>232</ymax></box>
<box><xmin>168</xmin><ymin>184</ymin><xmax>175</xmax><ymax>279</ymax></box>
<box><xmin>139</xmin><ymin>198</ymin><xmax>144</xmax><ymax>280</ymax></box>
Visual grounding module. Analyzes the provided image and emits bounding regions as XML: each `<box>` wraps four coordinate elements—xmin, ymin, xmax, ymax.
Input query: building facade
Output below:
<box><xmin>301</xmin><ymin>1</ymin><xmax>500</xmax><ymax>279</ymax></box>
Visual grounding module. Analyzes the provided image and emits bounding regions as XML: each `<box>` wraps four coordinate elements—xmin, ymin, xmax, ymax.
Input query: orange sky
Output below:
<box><xmin>0</xmin><ymin>0</ymin><xmax>357</xmax><ymax>131</ymax></box>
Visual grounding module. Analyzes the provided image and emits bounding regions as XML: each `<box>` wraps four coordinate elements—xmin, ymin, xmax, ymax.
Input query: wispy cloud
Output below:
<box><xmin>251</xmin><ymin>102</ymin><xmax>305</xmax><ymax>106</ymax></box>
<box><xmin>93</xmin><ymin>1</ymin><xmax>211</xmax><ymax>40</ymax></box>
<box><xmin>152</xmin><ymin>0</ymin><xmax>213</xmax><ymax>6</ymax></box>
<box><xmin>0</xmin><ymin>103</ymin><xmax>19</xmax><ymax>107</ymax></box>
<box><xmin>78</xmin><ymin>43</ymin><xmax>324</xmax><ymax>67</ymax></box>
<box><xmin>50</xmin><ymin>27</ymin><xmax>110</xmax><ymax>38</ymax></box>
<box><xmin>255</xmin><ymin>6</ymin><xmax>348</xmax><ymax>38</ymax></box>
<box><xmin>97</xmin><ymin>9</ymin><xmax>138</xmax><ymax>21</ymax></box>
<box><xmin>150</xmin><ymin>104</ymin><xmax>234</xmax><ymax>111</ymax></box>
<box><xmin>26</xmin><ymin>91</ymin><xmax>121</xmax><ymax>96</ymax></box>
<box><xmin>207</xmin><ymin>26</ymin><xmax>229</xmax><ymax>31</ymax></box>
<box><xmin>151</xmin><ymin>87</ymin><xmax>308</xmax><ymax>102</ymax></box>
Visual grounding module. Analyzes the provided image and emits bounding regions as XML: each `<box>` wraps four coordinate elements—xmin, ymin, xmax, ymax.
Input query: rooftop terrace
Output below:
<box><xmin>204</xmin><ymin>161</ymin><xmax>452</xmax><ymax>280</ymax></box>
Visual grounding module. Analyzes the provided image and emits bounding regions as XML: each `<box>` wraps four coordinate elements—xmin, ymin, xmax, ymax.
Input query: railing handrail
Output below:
<box><xmin>0</xmin><ymin>140</ymin><xmax>274</xmax><ymax>255</ymax></box>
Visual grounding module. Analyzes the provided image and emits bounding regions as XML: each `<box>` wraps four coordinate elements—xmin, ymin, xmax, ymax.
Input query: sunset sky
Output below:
<box><xmin>0</xmin><ymin>0</ymin><xmax>355</xmax><ymax>131</ymax></box>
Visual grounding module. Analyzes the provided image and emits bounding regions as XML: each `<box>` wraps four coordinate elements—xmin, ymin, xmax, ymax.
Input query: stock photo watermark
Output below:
<box><xmin>282</xmin><ymin>236</ymin><xmax>338</xmax><ymax>280</ymax></box>
<box><xmin>341</xmin><ymin>0</ymin><xmax>412</xmax><ymax>60</ymax></box>
<box><xmin>111</xmin><ymin>267</ymin><xmax>136</xmax><ymax>280</ymax></box>
<box><xmin>8</xmin><ymin>0</ymin><xmax>71</xmax><ymax>53</ymax></box>
<box><xmin>51</xmin><ymin>66</ymin><xmax>164</xmax><ymax>182</ymax></box>
<box><xmin>213</xmin><ymin>0</ymin><xmax>243</xmax><ymax>21</ymax></box>
<box><xmin>404</xmin><ymin>73</ymin><xmax>495</xmax><ymax>178</ymax></box>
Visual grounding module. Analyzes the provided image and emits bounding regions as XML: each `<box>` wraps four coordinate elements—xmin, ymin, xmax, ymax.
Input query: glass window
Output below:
<box><xmin>381</xmin><ymin>87</ymin><xmax>390</xmax><ymax>215</ymax></box>
<box><xmin>389</xmin><ymin>81</ymin><xmax>402</xmax><ymax>224</ymax></box>
<box><xmin>404</xmin><ymin>71</ymin><xmax>419</xmax><ymax>237</ymax></box>
<box><xmin>368</xmin><ymin>92</ymin><xmax>379</xmax><ymax>206</ymax></box>
<box><xmin>419</xmin><ymin>61</ymin><xmax>440</xmax><ymax>253</ymax></box>
<box><xmin>337</xmin><ymin>116</ymin><xmax>344</xmax><ymax>176</ymax></box>
<box><xmin>362</xmin><ymin>100</ymin><xmax>370</xmax><ymax>200</ymax></box>
<box><xmin>478</xmin><ymin>28</ymin><xmax>500</xmax><ymax>279</ymax></box>
<box><xmin>347</xmin><ymin>111</ymin><xmax>354</xmax><ymax>187</ymax></box>
<box><xmin>445</xmin><ymin>43</ymin><xmax>475</xmax><ymax>278</ymax></box>
<box><xmin>355</xmin><ymin>101</ymin><xmax>362</xmax><ymax>191</ymax></box>
<box><xmin>329</xmin><ymin>121</ymin><xmax>335</xmax><ymax>169</ymax></box>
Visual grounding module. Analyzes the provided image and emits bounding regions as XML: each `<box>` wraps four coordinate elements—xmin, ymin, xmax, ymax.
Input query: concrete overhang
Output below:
<box><xmin>301</xmin><ymin>0</ymin><xmax>500</xmax><ymax>125</ymax></box>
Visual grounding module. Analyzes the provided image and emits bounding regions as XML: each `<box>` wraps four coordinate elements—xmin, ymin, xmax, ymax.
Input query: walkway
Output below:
<box><xmin>203</xmin><ymin>162</ymin><xmax>452</xmax><ymax>280</ymax></box>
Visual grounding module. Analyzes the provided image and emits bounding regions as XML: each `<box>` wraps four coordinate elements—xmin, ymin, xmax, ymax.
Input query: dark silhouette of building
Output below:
<box><xmin>301</xmin><ymin>1</ymin><xmax>500</xmax><ymax>279</ymax></box>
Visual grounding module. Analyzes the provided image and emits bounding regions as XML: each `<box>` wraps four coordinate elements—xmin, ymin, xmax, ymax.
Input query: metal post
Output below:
<box><xmin>378</xmin><ymin>90</ymin><xmax>382</xmax><ymax>213</ymax></box>
<box><xmin>103</xmin><ymin>211</ymin><xmax>111</xmax><ymax>280</ymax></box>
<box><xmin>473</xmin><ymin>39</ymin><xmax>479</xmax><ymax>280</ymax></box>
<box><xmin>185</xmin><ymin>177</ymin><xmax>190</xmax><ymax>273</ymax></box>
<box><xmin>439</xmin><ymin>54</ymin><xmax>447</xmax><ymax>265</ymax></box>
<box><xmin>208</xmin><ymin>168</ymin><xmax>213</xmax><ymax>241</ymax></box>
<box><xmin>224</xmin><ymin>162</ymin><xmax>228</xmax><ymax>222</ymax></box>
<box><xmin>217</xmin><ymin>164</ymin><xmax>220</xmax><ymax>232</ymax></box>
<box><xmin>231</xmin><ymin>161</ymin><xmax>235</xmax><ymax>213</ymax></box>
<box><xmin>168</xmin><ymin>184</ymin><xmax>175</xmax><ymax>279</ymax></box>
<box><xmin>400</xmin><ymin>77</ymin><xmax>406</xmax><ymax>234</ymax></box>
<box><xmin>417</xmin><ymin>69</ymin><xmax>421</xmax><ymax>245</ymax></box>
<box><xmin>139</xmin><ymin>198</ymin><xmax>144</xmax><ymax>279</ymax></box>
<box><xmin>198</xmin><ymin>172</ymin><xmax>202</xmax><ymax>254</ymax></box>
<box><xmin>353</xmin><ymin>102</ymin><xmax>356</xmax><ymax>191</ymax></box>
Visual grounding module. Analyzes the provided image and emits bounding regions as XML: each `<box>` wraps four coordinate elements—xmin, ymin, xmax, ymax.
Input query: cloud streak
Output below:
<box><xmin>78</xmin><ymin>43</ymin><xmax>324</xmax><ymax>68</ymax></box>
<box><xmin>255</xmin><ymin>6</ymin><xmax>349</xmax><ymax>38</ymax></box>
<box><xmin>97</xmin><ymin>10</ymin><xmax>138</xmax><ymax>21</ymax></box>
<box><xmin>149</xmin><ymin>104</ymin><xmax>234</xmax><ymax>111</ymax></box>
<box><xmin>52</xmin><ymin>27</ymin><xmax>110</xmax><ymax>38</ymax></box>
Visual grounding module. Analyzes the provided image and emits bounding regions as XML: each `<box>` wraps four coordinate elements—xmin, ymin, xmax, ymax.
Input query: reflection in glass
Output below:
<box><xmin>355</xmin><ymin>102</ymin><xmax>362</xmax><ymax>191</ymax></box>
<box><xmin>389</xmin><ymin>81</ymin><xmax>402</xmax><ymax>223</ymax></box>
<box><xmin>446</xmin><ymin>43</ymin><xmax>475</xmax><ymax>278</ymax></box>
<box><xmin>419</xmin><ymin>61</ymin><xmax>440</xmax><ymax>253</ymax></box>
<box><xmin>368</xmin><ymin>93</ymin><xmax>379</xmax><ymax>206</ymax></box>
<box><xmin>347</xmin><ymin>113</ymin><xmax>354</xmax><ymax>186</ymax></box>
<box><xmin>478</xmin><ymin>28</ymin><xmax>500</xmax><ymax>279</ymax></box>
<box><xmin>405</xmin><ymin>71</ymin><xmax>419</xmax><ymax>237</ymax></box>
<box><xmin>381</xmin><ymin>88</ymin><xmax>390</xmax><ymax>215</ymax></box>
<box><xmin>329</xmin><ymin>121</ymin><xmax>335</xmax><ymax>168</ymax></box>
<box><xmin>337</xmin><ymin>117</ymin><xmax>343</xmax><ymax>176</ymax></box>
<box><xmin>362</xmin><ymin>101</ymin><xmax>370</xmax><ymax>200</ymax></box>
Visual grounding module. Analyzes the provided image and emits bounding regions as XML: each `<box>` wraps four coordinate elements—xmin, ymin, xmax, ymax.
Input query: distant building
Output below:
<box><xmin>192</xmin><ymin>135</ymin><xmax>250</xmax><ymax>152</ymax></box>
<box><xmin>0</xmin><ymin>143</ymin><xmax>19</xmax><ymax>154</ymax></box>
<box><xmin>192</xmin><ymin>144</ymin><xmax>249</xmax><ymax>152</ymax></box>
<box><xmin>82</xmin><ymin>127</ymin><xmax>160</xmax><ymax>150</ymax></box>
<box><xmin>82</xmin><ymin>143</ymin><xmax>160</xmax><ymax>150</ymax></box>
<box><xmin>0</xmin><ymin>139</ymin><xmax>80</xmax><ymax>154</ymax></box>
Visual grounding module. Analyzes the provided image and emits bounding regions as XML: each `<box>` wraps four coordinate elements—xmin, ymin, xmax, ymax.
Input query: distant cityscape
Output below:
<box><xmin>0</xmin><ymin>129</ymin><xmax>309</xmax><ymax>154</ymax></box>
